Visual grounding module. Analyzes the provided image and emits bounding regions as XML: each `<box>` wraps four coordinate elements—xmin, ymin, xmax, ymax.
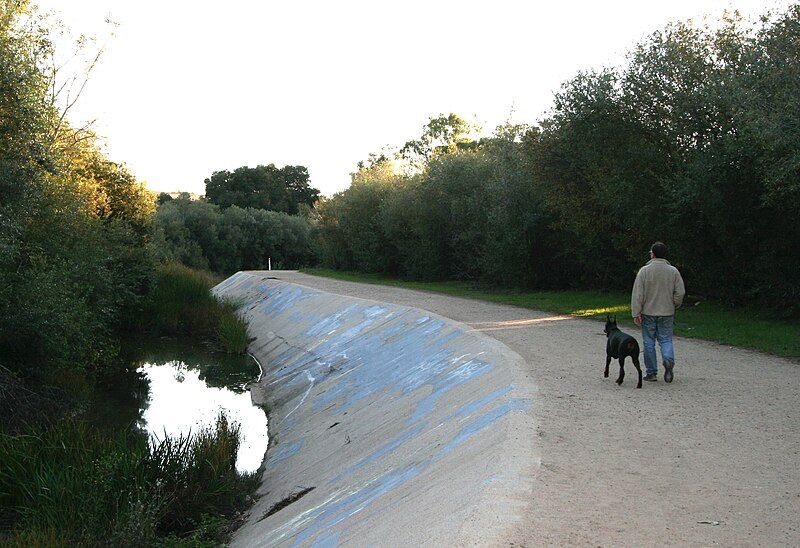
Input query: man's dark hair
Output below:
<box><xmin>651</xmin><ymin>241</ymin><xmax>668</xmax><ymax>258</ymax></box>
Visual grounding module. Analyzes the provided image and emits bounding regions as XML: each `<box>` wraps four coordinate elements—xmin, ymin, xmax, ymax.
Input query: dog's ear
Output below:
<box><xmin>612</xmin><ymin>315</ymin><xmax>617</xmax><ymax>324</ymax></box>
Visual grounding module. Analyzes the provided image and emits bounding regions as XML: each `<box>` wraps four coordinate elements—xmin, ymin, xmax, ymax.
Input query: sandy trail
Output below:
<box><xmin>264</xmin><ymin>271</ymin><xmax>799</xmax><ymax>546</ymax></box>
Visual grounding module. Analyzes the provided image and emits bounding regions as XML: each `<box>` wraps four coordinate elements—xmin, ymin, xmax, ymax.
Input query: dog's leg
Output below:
<box><xmin>604</xmin><ymin>354</ymin><xmax>611</xmax><ymax>378</ymax></box>
<box><xmin>616</xmin><ymin>356</ymin><xmax>625</xmax><ymax>385</ymax></box>
<box><xmin>632</xmin><ymin>354</ymin><xmax>642</xmax><ymax>389</ymax></box>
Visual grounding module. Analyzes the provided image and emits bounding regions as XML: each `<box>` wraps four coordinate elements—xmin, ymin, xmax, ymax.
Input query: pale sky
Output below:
<box><xmin>36</xmin><ymin>0</ymin><xmax>789</xmax><ymax>197</ymax></box>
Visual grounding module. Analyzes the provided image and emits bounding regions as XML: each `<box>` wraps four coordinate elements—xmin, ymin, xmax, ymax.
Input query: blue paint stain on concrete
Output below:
<box><xmin>260</xmin><ymin>285</ymin><xmax>318</xmax><ymax>317</ymax></box>
<box><xmin>407</xmin><ymin>358</ymin><xmax>494</xmax><ymax>424</ymax></box>
<box><xmin>333</xmin><ymin>421</ymin><xmax>429</xmax><ymax>482</ymax></box>
<box><xmin>282</xmin><ymin>394</ymin><xmax>531</xmax><ymax>544</ymax></box>
<box><xmin>268</xmin><ymin>440</ymin><xmax>304</xmax><ymax>467</ymax></box>
<box><xmin>304</xmin><ymin>304</ymin><xmax>359</xmax><ymax>337</ymax></box>
<box><xmin>213</xmin><ymin>279</ymin><xmax>537</xmax><ymax>545</ymax></box>
<box><xmin>436</xmin><ymin>398</ymin><xmax>531</xmax><ymax>459</ymax></box>
<box><xmin>480</xmin><ymin>475</ymin><xmax>505</xmax><ymax>487</ymax></box>
<box><xmin>211</xmin><ymin>274</ymin><xmax>238</xmax><ymax>293</ymax></box>
<box><xmin>292</xmin><ymin>464</ymin><xmax>425</xmax><ymax>547</ymax></box>
<box><xmin>454</xmin><ymin>385</ymin><xmax>515</xmax><ymax>418</ymax></box>
<box><xmin>302</xmin><ymin>308</ymin><xmax>489</xmax><ymax>419</ymax></box>
<box><xmin>309</xmin><ymin>532</ymin><xmax>340</xmax><ymax>548</ymax></box>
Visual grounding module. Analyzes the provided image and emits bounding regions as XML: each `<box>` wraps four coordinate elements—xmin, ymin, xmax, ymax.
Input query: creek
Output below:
<box><xmin>93</xmin><ymin>337</ymin><xmax>268</xmax><ymax>474</ymax></box>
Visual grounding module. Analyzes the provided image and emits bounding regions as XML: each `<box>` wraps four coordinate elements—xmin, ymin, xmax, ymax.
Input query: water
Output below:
<box><xmin>114</xmin><ymin>338</ymin><xmax>268</xmax><ymax>474</ymax></box>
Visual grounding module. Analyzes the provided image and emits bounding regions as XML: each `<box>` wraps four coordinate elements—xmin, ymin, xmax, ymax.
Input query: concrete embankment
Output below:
<box><xmin>213</xmin><ymin>272</ymin><xmax>537</xmax><ymax>547</ymax></box>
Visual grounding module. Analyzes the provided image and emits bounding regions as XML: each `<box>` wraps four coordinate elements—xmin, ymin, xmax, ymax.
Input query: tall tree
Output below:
<box><xmin>399</xmin><ymin>113</ymin><xmax>479</xmax><ymax>170</ymax></box>
<box><xmin>204</xmin><ymin>164</ymin><xmax>319</xmax><ymax>214</ymax></box>
<box><xmin>0</xmin><ymin>2</ymin><xmax>155</xmax><ymax>371</ymax></box>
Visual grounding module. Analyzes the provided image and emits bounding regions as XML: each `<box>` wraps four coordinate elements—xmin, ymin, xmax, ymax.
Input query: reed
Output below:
<box><xmin>141</xmin><ymin>263</ymin><xmax>249</xmax><ymax>354</ymax></box>
<box><xmin>0</xmin><ymin>414</ymin><xmax>256</xmax><ymax>545</ymax></box>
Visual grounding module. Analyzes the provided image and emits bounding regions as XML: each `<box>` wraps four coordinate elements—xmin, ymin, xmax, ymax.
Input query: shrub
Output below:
<box><xmin>152</xmin><ymin>198</ymin><xmax>316</xmax><ymax>275</ymax></box>
<box><xmin>140</xmin><ymin>263</ymin><xmax>249</xmax><ymax>354</ymax></box>
<box><xmin>216</xmin><ymin>306</ymin><xmax>250</xmax><ymax>355</ymax></box>
<box><xmin>0</xmin><ymin>414</ymin><xmax>255</xmax><ymax>545</ymax></box>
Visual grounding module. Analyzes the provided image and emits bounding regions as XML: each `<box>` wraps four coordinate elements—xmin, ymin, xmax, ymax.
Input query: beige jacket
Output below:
<box><xmin>631</xmin><ymin>258</ymin><xmax>685</xmax><ymax>317</ymax></box>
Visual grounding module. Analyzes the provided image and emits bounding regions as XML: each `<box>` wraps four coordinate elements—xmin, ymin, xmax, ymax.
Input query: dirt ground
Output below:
<box><xmin>267</xmin><ymin>271</ymin><xmax>800</xmax><ymax>547</ymax></box>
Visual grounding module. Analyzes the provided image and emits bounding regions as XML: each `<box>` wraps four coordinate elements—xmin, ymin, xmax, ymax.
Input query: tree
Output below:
<box><xmin>204</xmin><ymin>164</ymin><xmax>320</xmax><ymax>214</ymax></box>
<box><xmin>152</xmin><ymin>199</ymin><xmax>315</xmax><ymax>273</ymax></box>
<box><xmin>399</xmin><ymin>113</ymin><xmax>479</xmax><ymax>170</ymax></box>
<box><xmin>0</xmin><ymin>2</ymin><xmax>155</xmax><ymax>372</ymax></box>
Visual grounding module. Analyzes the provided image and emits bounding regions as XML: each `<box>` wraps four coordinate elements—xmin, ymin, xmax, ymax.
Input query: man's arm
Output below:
<box><xmin>631</xmin><ymin>269</ymin><xmax>644</xmax><ymax>319</ymax></box>
<box><xmin>674</xmin><ymin>270</ymin><xmax>686</xmax><ymax>308</ymax></box>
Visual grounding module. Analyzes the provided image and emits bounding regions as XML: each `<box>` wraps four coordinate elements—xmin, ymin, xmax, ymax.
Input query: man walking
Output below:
<box><xmin>631</xmin><ymin>242</ymin><xmax>686</xmax><ymax>383</ymax></box>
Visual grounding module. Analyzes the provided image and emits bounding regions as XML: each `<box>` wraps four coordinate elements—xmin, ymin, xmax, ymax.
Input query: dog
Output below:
<box><xmin>603</xmin><ymin>315</ymin><xmax>642</xmax><ymax>388</ymax></box>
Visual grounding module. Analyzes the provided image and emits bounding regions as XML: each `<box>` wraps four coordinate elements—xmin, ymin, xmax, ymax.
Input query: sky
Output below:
<box><xmin>35</xmin><ymin>0</ymin><xmax>791</xmax><ymax>197</ymax></box>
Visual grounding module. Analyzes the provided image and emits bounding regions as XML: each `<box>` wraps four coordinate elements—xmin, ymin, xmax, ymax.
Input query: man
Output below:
<box><xmin>631</xmin><ymin>242</ymin><xmax>686</xmax><ymax>383</ymax></box>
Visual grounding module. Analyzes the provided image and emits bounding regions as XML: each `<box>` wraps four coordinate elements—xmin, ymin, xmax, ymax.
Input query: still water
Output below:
<box><xmin>118</xmin><ymin>338</ymin><xmax>268</xmax><ymax>474</ymax></box>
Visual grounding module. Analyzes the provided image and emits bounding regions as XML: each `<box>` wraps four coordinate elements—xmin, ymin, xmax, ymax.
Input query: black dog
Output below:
<box><xmin>603</xmin><ymin>315</ymin><xmax>642</xmax><ymax>388</ymax></box>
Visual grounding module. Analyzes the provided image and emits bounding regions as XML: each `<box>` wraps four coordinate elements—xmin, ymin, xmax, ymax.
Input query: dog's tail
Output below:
<box><xmin>626</xmin><ymin>339</ymin><xmax>638</xmax><ymax>352</ymax></box>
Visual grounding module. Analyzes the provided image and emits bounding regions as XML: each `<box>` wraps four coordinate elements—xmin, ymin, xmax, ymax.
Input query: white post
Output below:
<box><xmin>268</xmin><ymin>257</ymin><xmax>272</xmax><ymax>271</ymax></box>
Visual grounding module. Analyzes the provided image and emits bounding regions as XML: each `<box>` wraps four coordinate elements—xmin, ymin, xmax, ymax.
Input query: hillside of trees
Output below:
<box><xmin>315</xmin><ymin>6</ymin><xmax>800</xmax><ymax>314</ymax></box>
<box><xmin>152</xmin><ymin>196</ymin><xmax>315</xmax><ymax>273</ymax></box>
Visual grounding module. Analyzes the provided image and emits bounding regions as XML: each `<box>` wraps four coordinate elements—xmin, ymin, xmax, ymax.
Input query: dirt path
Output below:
<box><xmin>264</xmin><ymin>271</ymin><xmax>799</xmax><ymax>546</ymax></box>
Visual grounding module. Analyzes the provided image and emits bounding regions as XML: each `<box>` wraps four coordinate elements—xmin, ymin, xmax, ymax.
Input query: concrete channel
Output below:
<box><xmin>213</xmin><ymin>272</ymin><xmax>538</xmax><ymax>547</ymax></box>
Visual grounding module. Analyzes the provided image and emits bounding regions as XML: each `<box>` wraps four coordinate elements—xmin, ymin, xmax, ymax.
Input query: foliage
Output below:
<box><xmin>0</xmin><ymin>3</ymin><xmax>156</xmax><ymax>374</ymax></box>
<box><xmin>153</xmin><ymin>197</ymin><xmax>316</xmax><ymax>273</ymax></box>
<box><xmin>205</xmin><ymin>164</ymin><xmax>320</xmax><ymax>214</ymax></box>
<box><xmin>529</xmin><ymin>7</ymin><xmax>800</xmax><ymax>308</ymax></box>
<box><xmin>0</xmin><ymin>414</ymin><xmax>257</xmax><ymax>545</ymax></box>
<box><xmin>317</xmin><ymin>127</ymin><xmax>566</xmax><ymax>286</ymax></box>
<box><xmin>398</xmin><ymin>113</ymin><xmax>479</xmax><ymax>168</ymax></box>
<box><xmin>216</xmin><ymin>309</ymin><xmax>251</xmax><ymax>355</ymax></box>
<box><xmin>315</xmin><ymin>5</ymin><xmax>800</xmax><ymax>314</ymax></box>
<box><xmin>139</xmin><ymin>263</ymin><xmax>249</xmax><ymax>354</ymax></box>
<box><xmin>0</xmin><ymin>7</ymin><xmax>257</xmax><ymax>545</ymax></box>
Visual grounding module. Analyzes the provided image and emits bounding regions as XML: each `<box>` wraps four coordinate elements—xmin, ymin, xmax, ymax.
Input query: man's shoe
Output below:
<box><xmin>664</xmin><ymin>362</ymin><xmax>674</xmax><ymax>383</ymax></box>
<box><xmin>643</xmin><ymin>373</ymin><xmax>658</xmax><ymax>382</ymax></box>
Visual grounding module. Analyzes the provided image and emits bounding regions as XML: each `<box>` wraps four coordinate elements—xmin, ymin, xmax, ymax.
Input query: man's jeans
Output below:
<box><xmin>641</xmin><ymin>314</ymin><xmax>675</xmax><ymax>376</ymax></box>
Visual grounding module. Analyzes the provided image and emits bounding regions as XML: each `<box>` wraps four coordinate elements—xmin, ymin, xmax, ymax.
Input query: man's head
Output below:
<box><xmin>650</xmin><ymin>241</ymin><xmax>668</xmax><ymax>259</ymax></box>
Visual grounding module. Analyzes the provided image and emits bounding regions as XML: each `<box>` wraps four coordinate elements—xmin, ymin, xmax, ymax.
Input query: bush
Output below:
<box><xmin>0</xmin><ymin>5</ymin><xmax>156</xmax><ymax>374</ymax></box>
<box><xmin>140</xmin><ymin>263</ymin><xmax>249</xmax><ymax>354</ymax></box>
<box><xmin>0</xmin><ymin>414</ymin><xmax>255</xmax><ymax>545</ymax></box>
<box><xmin>216</xmin><ymin>307</ymin><xmax>250</xmax><ymax>355</ymax></box>
<box><xmin>315</xmin><ymin>5</ymin><xmax>800</xmax><ymax>314</ymax></box>
<box><xmin>152</xmin><ymin>198</ymin><xmax>316</xmax><ymax>275</ymax></box>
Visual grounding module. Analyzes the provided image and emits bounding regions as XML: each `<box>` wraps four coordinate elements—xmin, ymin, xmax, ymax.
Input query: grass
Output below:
<box><xmin>0</xmin><ymin>414</ymin><xmax>257</xmax><ymax>546</ymax></box>
<box><xmin>1</xmin><ymin>263</ymin><xmax>260</xmax><ymax>545</ymax></box>
<box><xmin>302</xmin><ymin>268</ymin><xmax>800</xmax><ymax>359</ymax></box>
<box><xmin>216</xmin><ymin>303</ymin><xmax>251</xmax><ymax>355</ymax></box>
<box><xmin>140</xmin><ymin>263</ymin><xmax>250</xmax><ymax>354</ymax></box>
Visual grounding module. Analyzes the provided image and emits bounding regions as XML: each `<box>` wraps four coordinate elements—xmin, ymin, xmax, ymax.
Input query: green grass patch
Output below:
<box><xmin>0</xmin><ymin>414</ymin><xmax>257</xmax><ymax>546</ymax></box>
<box><xmin>139</xmin><ymin>263</ymin><xmax>249</xmax><ymax>354</ymax></box>
<box><xmin>303</xmin><ymin>268</ymin><xmax>800</xmax><ymax>359</ymax></box>
<box><xmin>216</xmin><ymin>303</ymin><xmax>251</xmax><ymax>355</ymax></box>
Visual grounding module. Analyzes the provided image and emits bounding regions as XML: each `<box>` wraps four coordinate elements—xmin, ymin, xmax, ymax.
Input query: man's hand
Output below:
<box><xmin>634</xmin><ymin>315</ymin><xmax>642</xmax><ymax>326</ymax></box>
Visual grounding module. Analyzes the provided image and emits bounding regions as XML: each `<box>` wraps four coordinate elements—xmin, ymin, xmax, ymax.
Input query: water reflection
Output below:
<box><xmin>121</xmin><ymin>338</ymin><xmax>268</xmax><ymax>474</ymax></box>
<box><xmin>124</xmin><ymin>338</ymin><xmax>261</xmax><ymax>393</ymax></box>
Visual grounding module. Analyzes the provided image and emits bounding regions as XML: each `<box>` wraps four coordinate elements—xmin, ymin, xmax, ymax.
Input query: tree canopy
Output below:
<box><xmin>204</xmin><ymin>164</ymin><xmax>320</xmax><ymax>214</ymax></box>
<box><xmin>0</xmin><ymin>2</ymin><xmax>155</xmax><ymax>372</ymax></box>
<box><xmin>314</xmin><ymin>5</ymin><xmax>800</xmax><ymax>313</ymax></box>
